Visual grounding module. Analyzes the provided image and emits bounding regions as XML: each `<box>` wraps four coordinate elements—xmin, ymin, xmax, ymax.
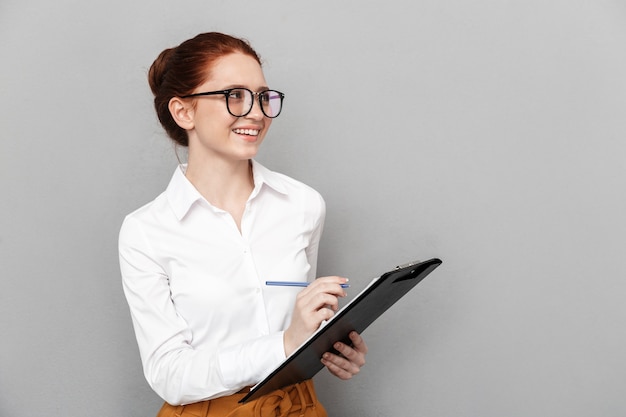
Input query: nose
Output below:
<box><xmin>245</xmin><ymin>93</ymin><xmax>264</xmax><ymax>120</ymax></box>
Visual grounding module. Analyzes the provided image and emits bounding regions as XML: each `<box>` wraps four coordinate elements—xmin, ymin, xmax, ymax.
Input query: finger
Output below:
<box><xmin>298</xmin><ymin>276</ymin><xmax>348</xmax><ymax>302</ymax></box>
<box><xmin>297</xmin><ymin>285</ymin><xmax>345</xmax><ymax>313</ymax></box>
<box><xmin>298</xmin><ymin>278</ymin><xmax>347</xmax><ymax>299</ymax></box>
<box><xmin>307</xmin><ymin>276</ymin><xmax>349</xmax><ymax>295</ymax></box>
<box><xmin>296</xmin><ymin>292</ymin><xmax>341</xmax><ymax>313</ymax></box>
<box><xmin>321</xmin><ymin>351</ymin><xmax>360</xmax><ymax>380</ymax></box>
<box><xmin>332</xmin><ymin>340</ymin><xmax>366</xmax><ymax>367</ymax></box>
<box><xmin>348</xmin><ymin>331</ymin><xmax>368</xmax><ymax>355</ymax></box>
<box><xmin>311</xmin><ymin>276</ymin><xmax>349</xmax><ymax>286</ymax></box>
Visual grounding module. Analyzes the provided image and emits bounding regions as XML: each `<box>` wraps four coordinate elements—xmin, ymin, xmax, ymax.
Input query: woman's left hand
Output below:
<box><xmin>320</xmin><ymin>331</ymin><xmax>367</xmax><ymax>379</ymax></box>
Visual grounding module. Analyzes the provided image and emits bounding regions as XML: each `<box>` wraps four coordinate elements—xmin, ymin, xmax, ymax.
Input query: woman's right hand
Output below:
<box><xmin>283</xmin><ymin>276</ymin><xmax>348</xmax><ymax>356</ymax></box>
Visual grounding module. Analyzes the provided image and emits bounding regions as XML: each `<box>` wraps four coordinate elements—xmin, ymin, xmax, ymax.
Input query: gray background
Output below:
<box><xmin>1</xmin><ymin>1</ymin><xmax>625</xmax><ymax>416</ymax></box>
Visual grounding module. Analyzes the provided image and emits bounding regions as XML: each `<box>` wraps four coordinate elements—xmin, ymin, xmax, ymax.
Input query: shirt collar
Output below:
<box><xmin>250</xmin><ymin>159</ymin><xmax>288</xmax><ymax>198</ymax></box>
<box><xmin>166</xmin><ymin>160</ymin><xmax>288</xmax><ymax>221</ymax></box>
<box><xmin>166</xmin><ymin>164</ymin><xmax>202</xmax><ymax>220</ymax></box>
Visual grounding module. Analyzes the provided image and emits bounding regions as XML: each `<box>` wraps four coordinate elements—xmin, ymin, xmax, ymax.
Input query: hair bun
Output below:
<box><xmin>148</xmin><ymin>47</ymin><xmax>175</xmax><ymax>96</ymax></box>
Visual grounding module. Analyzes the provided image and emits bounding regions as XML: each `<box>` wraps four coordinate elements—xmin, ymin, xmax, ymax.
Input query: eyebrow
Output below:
<box><xmin>222</xmin><ymin>84</ymin><xmax>271</xmax><ymax>91</ymax></box>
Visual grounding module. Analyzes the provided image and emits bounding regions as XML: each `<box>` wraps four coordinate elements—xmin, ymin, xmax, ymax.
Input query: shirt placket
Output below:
<box><xmin>240</xmin><ymin>199</ymin><xmax>271</xmax><ymax>335</ymax></box>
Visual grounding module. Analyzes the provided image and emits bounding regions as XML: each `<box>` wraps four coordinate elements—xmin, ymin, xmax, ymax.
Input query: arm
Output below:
<box><xmin>119</xmin><ymin>217</ymin><xmax>286</xmax><ymax>405</ymax></box>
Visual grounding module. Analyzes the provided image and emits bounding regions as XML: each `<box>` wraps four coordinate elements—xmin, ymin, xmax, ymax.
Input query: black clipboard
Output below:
<box><xmin>240</xmin><ymin>257</ymin><xmax>442</xmax><ymax>403</ymax></box>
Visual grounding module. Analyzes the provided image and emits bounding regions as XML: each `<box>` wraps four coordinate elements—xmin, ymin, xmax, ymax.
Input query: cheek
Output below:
<box><xmin>203</xmin><ymin>114</ymin><xmax>237</xmax><ymax>136</ymax></box>
<box><xmin>196</xmin><ymin>102</ymin><xmax>236</xmax><ymax>126</ymax></box>
<box><xmin>260</xmin><ymin>119</ymin><xmax>273</xmax><ymax>137</ymax></box>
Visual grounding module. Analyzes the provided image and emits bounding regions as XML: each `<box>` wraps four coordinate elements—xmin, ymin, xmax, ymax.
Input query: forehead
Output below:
<box><xmin>203</xmin><ymin>52</ymin><xmax>267</xmax><ymax>89</ymax></box>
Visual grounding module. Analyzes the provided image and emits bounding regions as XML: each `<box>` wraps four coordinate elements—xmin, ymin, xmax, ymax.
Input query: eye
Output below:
<box><xmin>228</xmin><ymin>89</ymin><xmax>246</xmax><ymax>100</ymax></box>
<box><xmin>261</xmin><ymin>91</ymin><xmax>280</xmax><ymax>104</ymax></box>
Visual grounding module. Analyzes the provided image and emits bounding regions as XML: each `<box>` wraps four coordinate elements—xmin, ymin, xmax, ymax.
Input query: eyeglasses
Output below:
<box><xmin>181</xmin><ymin>88</ymin><xmax>285</xmax><ymax>118</ymax></box>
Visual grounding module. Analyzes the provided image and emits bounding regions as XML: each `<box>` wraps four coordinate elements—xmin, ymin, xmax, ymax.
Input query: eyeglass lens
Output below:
<box><xmin>227</xmin><ymin>89</ymin><xmax>283</xmax><ymax>118</ymax></box>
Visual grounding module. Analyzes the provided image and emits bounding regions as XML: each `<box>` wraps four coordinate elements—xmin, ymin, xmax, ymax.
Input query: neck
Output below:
<box><xmin>185</xmin><ymin>156</ymin><xmax>254</xmax><ymax>211</ymax></box>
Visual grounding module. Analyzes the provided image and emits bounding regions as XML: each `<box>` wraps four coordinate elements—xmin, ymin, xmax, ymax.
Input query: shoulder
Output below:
<box><xmin>119</xmin><ymin>192</ymin><xmax>170</xmax><ymax>245</ymax></box>
<box><xmin>275</xmin><ymin>171</ymin><xmax>324</xmax><ymax>201</ymax></box>
<box><xmin>123</xmin><ymin>191</ymin><xmax>169</xmax><ymax>222</ymax></box>
<box><xmin>120</xmin><ymin>165</ymin><xmax>187</xmax><ymax>237</ymax></box>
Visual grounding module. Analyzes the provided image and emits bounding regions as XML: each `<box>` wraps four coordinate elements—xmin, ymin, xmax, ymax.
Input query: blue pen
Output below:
<box><xmin>265</xmin><ymin>281</ymin><xmax>349</xmax><ymax>288</ymax></box>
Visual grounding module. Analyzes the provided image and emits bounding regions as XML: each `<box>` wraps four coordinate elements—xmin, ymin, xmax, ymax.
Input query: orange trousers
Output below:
<box><xmin>156</xmin><ymin>379</ymin><xmax>327</xmax><ymax>417</ymax></box>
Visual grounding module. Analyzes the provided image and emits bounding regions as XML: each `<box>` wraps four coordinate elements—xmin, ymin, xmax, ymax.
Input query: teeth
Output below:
<box><xmin>233</xmin><ymin>128</ymin><xmax>260</xmax><ymax>136</ymax></box>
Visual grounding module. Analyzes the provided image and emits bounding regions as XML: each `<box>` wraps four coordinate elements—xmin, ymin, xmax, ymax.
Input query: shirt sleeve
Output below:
<box><xmin>305</xmin><ymin>191</ymin><xmax>326</xmax><ymax>281</ymax></box>
<box><xmin>119</xmin><ymin>216</ymin><xmax>286</xmax><ymax>405</ymax></box>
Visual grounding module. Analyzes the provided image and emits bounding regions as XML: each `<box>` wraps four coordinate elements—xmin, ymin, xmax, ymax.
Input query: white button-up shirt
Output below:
<box><xmin>119</xmin><ymin>160</ymin><xmax>325</xmax><ymax>405</ymax></box>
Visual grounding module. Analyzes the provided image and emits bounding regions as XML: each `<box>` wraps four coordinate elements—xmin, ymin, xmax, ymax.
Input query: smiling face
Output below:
<box><xmin>179</xmin><ymin>52</ymin><xmax>273</xmax><ymax>167</ymax></box>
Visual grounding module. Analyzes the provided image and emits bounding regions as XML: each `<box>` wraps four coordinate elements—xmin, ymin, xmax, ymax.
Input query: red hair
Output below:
<box><xmin>148</xmin><ymin>32</ymin><xmax>262</xmax><ymax>147</ymax></box>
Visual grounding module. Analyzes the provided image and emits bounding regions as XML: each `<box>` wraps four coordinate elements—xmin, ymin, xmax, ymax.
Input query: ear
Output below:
<box><xmin>168</xmin><ymin>97</ymin><xmax>195</xmax><ymax>130</ymax></box>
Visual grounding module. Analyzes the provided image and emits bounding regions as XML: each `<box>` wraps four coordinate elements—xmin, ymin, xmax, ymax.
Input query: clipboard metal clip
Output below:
<box><xmin>395</xmin><ymin>260</ymin><xmax>421</xmax><ymax>270</ymax></box>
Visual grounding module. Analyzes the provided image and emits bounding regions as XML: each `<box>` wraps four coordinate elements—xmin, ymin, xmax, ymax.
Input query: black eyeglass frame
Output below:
<box><xmin>181</xmin><ymin>88</ymin><xmax>285</xmax><ymax>118</ymax></box>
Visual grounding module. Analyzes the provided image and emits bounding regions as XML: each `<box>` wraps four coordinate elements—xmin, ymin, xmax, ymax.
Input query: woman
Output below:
<box><xmin>119</xmin><ymin>32</ymin><xmax>367</xmax><ymax>417</ymax></box>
